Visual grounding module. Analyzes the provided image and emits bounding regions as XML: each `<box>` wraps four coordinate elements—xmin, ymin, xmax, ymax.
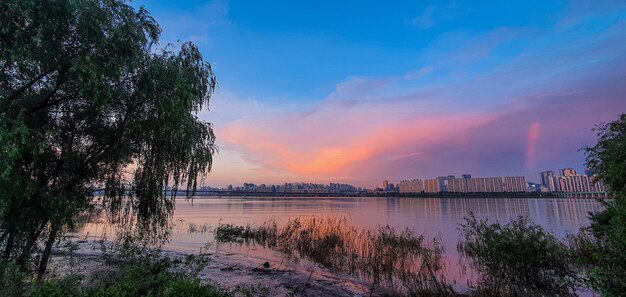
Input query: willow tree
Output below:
<box><xmin>0</xmin><ymin>0</ymin><xmax>216</xmax><ymax>276</ymax></box>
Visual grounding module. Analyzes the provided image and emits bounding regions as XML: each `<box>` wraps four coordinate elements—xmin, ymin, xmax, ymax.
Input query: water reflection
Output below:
<box><xmin>80</xmin><ymin>197</ymin><xmax>603</xmax><ymax>254</ymax></box>
<box><xmin>75</xmin><ymin>197</ymin><xmax>603</xmax><ymax>293</ymax></box>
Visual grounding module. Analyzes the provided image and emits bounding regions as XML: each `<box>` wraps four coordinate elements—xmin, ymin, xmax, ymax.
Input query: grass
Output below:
<box><xmin>29</xmin><ymin>260</ymin><xmax>228</xmax><ymax>297</ymax></box>
<box><xmin>215</xmin><ymin>217</ymin><xmax>456</xmax><ymax>296</ymax></box>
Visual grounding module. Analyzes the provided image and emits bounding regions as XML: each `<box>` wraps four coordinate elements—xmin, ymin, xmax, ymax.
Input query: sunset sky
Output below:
<box><xmin>135</xmin><ymin>0</ymin><xmax>626</xmax><ymax>188</ymax></box>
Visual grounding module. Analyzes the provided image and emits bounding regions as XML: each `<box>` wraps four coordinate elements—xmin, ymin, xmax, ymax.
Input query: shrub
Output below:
<box><xmin>458</xmin><ymin>214</ymin><xmax>579</xmax><ymax>296</ymax></box>
<box><xmin>31</xmin><ymin>275</ymin><xmax>84</xmax><ymax>297</ymax></box>
<box><xmin>29</xmin><ymin>260</ymin><xmax>227</xmax><ymax>297</ymax></box>
<box><xmin>89</xmin><ymin>260</ymin><xmax>225</xmax><ymax>297</ymax></box>
<box><xmin>569</xmin><ymin>199</ymin><xmax>626</xmax><ymax>296</ymax></box>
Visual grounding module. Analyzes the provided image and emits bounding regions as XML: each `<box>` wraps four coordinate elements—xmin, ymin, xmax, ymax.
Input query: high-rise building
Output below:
<box><xmin>543</xmin><ymin>172</ymin><xmax>605</xmax><ymax>193</ymax></box>
<box><xmin>437</xmin><ymin>176</ymin><xmax>449</xmax><ymax>192</ymax></box>
<box><xmin>560</xmin><ymin>168</ymin><xmax>577</xmax><ymax>177</ymax></box>
<box><xmin>424</xmin><ymin>178</ymin><xmax>439</xmax><ymax>193</ymax></box>
<box><xmin>504</xmin><ymin>176</ymin><xmax>527</xmax><ymax>192</ymax></box>
<box><xmin>447</xmin><ymin>178</ymin><xmax>467</xmax><ymax>193</ymax></box>
<box><xmin>399</xmin><ymin>179</ymin><xmax>426</xmax><ymax>193</ymax></box>
<box><xmin>540</xmin><ymin>171</ymin><xmax>555</xmax><ymax>188</ymax></box>
<box><xmin>382</xmin><ymin>180</ymin><xmax>389</xmax><ymax>191</ymax></box>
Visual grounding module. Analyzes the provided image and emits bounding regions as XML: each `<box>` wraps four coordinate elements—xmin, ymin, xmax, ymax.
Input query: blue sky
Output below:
<box><xmin>134</xmin><ymin>0</ymin><xmax>626</xmax><ymax>187</ymax></box>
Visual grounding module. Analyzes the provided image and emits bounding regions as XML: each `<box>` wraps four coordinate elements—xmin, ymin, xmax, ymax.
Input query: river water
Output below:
<box><xmin>78</xmin><ymin>197</ymin><xmax>603</xmax><ymax>294</ymax></box>
<box><xmin>159</xmin><ymin>196</ymin><xmax>602</xmax><ymax>251</ymax></box>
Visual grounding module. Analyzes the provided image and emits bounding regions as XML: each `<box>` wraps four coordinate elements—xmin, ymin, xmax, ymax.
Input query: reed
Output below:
<box><xmin>215</xmin><ymin>217</ymin><xmax>455</xmax><ymax>296</ymax></box>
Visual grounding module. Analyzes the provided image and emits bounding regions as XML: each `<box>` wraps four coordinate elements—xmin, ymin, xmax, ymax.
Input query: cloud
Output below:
<box><xmin>408</xmin><ymin>2</ymin><xmax>471</xmax><ymax>29</ymax></box>
<box><xmin>215</xmin><ymin>59</ymin><xmax>626</xmax><ymax>186</ymax></box>
<box><xmin>404</xmin><ymin>67</ymin><xmax>435</xmax><ymax>80</ymax></box>
<box><xmin>193</xmin><ymin>2</ymin><xmax>626</xmax><ymax>187</ymax></box>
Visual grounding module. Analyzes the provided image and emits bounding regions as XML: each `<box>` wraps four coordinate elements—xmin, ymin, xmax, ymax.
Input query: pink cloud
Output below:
<box><xmin>215</xmin><ymin>77</ymin><xmax>626</xmax><ymax>187</ymax></box>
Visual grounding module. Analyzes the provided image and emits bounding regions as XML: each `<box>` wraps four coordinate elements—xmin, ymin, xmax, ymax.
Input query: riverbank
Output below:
<box><xmin>43</xmin><ymin>240</ymin><xmax>388</xmax><ymax>297</ymax></box>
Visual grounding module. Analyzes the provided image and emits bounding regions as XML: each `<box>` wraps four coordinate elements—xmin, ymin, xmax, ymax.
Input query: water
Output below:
<box><xmin>78</xmin><ymin>197</ymin><xmax>603</xmax><ymax>293</ymax></box>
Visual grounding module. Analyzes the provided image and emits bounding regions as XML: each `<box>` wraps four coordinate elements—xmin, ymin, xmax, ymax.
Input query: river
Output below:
<box><xmin>78</xmin><ymin>197</ymin><xmax>603</xmax><ymax>295</ymax></box>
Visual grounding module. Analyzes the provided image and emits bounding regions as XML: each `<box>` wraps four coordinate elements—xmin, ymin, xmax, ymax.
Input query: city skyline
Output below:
<box><xmin>138</xmin><ymin>1</ymin><xmax>626</xmax><ymax>187</ymax></box>
<box><xmin>201</xmin><ymin>165</ymin><xmax>602</xmax><ymax>193</ymax></box>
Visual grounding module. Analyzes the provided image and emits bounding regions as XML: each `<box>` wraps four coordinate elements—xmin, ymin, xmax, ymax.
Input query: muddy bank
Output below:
<box><xmin>45</xmin><ymin>240</ymin><xmax>394</xmax><ymax>297</ymax></box>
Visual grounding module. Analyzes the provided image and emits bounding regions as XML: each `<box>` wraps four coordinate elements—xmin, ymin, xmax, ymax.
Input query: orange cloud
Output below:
<box><xmin>219</xmin><ymin>101</ymin><xmax>497</xmax><ymax>179</ymax></box>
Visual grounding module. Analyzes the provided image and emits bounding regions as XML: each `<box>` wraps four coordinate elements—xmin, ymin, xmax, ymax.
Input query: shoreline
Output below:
<box><xmin>46</xmin><ymin>240</ymin><xmax>393</xmax><ymax>297</ymax></box>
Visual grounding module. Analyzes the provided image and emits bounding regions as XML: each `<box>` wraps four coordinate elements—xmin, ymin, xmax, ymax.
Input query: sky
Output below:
<box><xmin>134</xmin><ymin>0</ymin><xmax>626</xmax><ymax>188</ymax></box>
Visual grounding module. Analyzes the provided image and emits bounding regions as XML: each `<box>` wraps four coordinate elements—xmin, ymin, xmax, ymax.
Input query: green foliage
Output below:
<box><xmin>0</xmin><ymin>260</ymin><xmax>28</xmax><ymax>296</ymax></box>
<box><xmin>0</xmin><ymin>0</ymin><xmax>216</xmax><ymax>275</ymax></box>
<box><xmin>29</xmin><ymin>261</ymin><xmax>227</xmax><ymax>297</ymax></box>
<box><xmin>458</xmin><ymin>214</ymin><xmax>579</xmax><ymax>296</ymax></box>
<box><xmin>585</xmin><ymin>114</ymin><xmax>626</xmax><ymax>195</ymax></box>
<box><xmin>88</xmin><ymin>261</ymin><xmax>224</xmax><ymax>297</ymax></box>
<box><xmin>579</xmin><ymin>114</ymin><xmax>626</xmax><ymax>296</ymax></box>
<box><xmin>31</xmin><ymin>275</ymin><xmax>84</xmax><ymax>297</ymax></box>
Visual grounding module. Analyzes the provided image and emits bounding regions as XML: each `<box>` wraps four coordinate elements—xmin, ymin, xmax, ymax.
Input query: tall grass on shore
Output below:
<box><xmin>216</xmin><ymin>217</ymin><xmax>455</xmax><ymax>296</ymax></box>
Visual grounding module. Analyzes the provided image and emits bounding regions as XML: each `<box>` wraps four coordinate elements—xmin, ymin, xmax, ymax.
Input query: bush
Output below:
<box><xmin>29</xmin><ymin>260</ymin><xmax>227</xmax><ymax>297</ymax></box>
<box><xmin>31</xmin><ymin>275</ymin><xmax>84</xmax><ymax>297</ymax></box>
<box><xmin>458</xmin><ymin>214</ymin><xmax>580</xmax><ymax>296</ymax></box>
<box><xmin>582</xmin><ymin>113</ymin><xmax>626</xmax><ymax>295</ymax></box>
<box><xmin>89</xmin><ymin>261</ymin><xmax>225</xmax><ymax>297</ymax></box>
<box><xmin>570</xmin><ymin>199</ymin><xmax>626</xmax><ymax>296</ymax></box>
<box><xmin>0</xmin><ymin>260</ymin><xmax>28</xmax><ymax>296</ymax></box>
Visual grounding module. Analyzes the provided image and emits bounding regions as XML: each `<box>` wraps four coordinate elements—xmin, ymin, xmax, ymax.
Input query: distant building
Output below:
<box><xmin>540</xmin><ymin>169</ymin><xmax>606</xmax><ymax>193</ymax></box>
<box><xmin>527</xmin><ymin>182</ymin><xmax>541</xmax><ymax>192</ymax></box>
<box><xmin>424</xmin><ymin>178</ymin><xmax>439</xmax><ymax>193</ymax></box>
<box><xmin>540</xmin><ymin>171</ymin><xmax>555</xmax><ymax>188</ymax></box>
<box><xmin>560</xmin><ymin>168</ymin><xmax>577</xmax><ymax>177</ymax></box>
<box><xmin>504</xmin><ymin>176</ymin><xmax>527</xmax><ymax>192</ymax></box>
<box><xmin>382</xmin><ymin>180</ymin><xmax>389</xmax><ymax>191</ymax></box>
<box><xmin>447</xmin><ymin>177</ymin><xmax>467</xmax><ymax>193</ymax></box>
<box><xmin>437</xmin><ymin>176</ymin><xmax>449</xmax><ymax>192</ymax></box>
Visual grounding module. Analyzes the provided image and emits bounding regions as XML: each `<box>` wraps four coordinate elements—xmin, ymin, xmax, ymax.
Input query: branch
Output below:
<box><xmin>7</xmin><ymin>69</ymin><xmax>55</xmax><ymax>101</ymax></box>
<box><xmin>25</xmin><ymin>93</ymin><xmax>81</xmax><ymax>115</ymax></box>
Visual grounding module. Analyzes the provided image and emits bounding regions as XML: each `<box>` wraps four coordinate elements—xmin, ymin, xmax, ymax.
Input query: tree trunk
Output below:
<box><xmin>2</xmin><ymin>231</ymin><xmax>15</xmax><ymax>260</ymax></box>
<box><xmin>16</xmin><ymin>220</ymin><xmax>47</xmax><ymax>266</ymax></box>
<box><xmin>37</xmin><ymin>224</ymin><xmax>59</xmax><ymax>280</ymax></box>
